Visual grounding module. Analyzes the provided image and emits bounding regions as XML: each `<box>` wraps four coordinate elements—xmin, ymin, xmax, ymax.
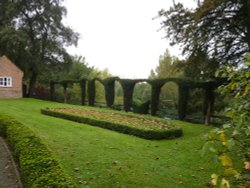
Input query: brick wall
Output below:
<box><xmin>0</xmin><ymin>56</ymin><xmax>24</xmax><ymax>98</ymax></box>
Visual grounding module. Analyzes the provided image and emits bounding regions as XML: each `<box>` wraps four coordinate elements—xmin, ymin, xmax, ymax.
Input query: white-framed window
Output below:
<box><xmin>0</xmin><ymin>77</ymin><xmax>12</xmax><ymax>87</ymax></box>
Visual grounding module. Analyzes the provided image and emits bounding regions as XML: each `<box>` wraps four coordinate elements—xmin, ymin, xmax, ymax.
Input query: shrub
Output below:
<box><xmin>203</xmin><ymin>54</ymin><xmax>250</xmax><ymax>187</ymax></box>
<box><xmin>0</xmin><ymin>114</ymin><xmax>75</xmax><ymax>188</ymax></box>
<box><xmin>133</xmin><ymin>100</ymin><xmax>151</xmax><ymax>114</ymax></box>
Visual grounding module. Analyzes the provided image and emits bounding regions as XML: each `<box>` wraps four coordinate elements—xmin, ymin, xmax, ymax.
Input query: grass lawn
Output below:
<box><xmin>0</xmin><ymin>98</ymin><xmax>220</xmax><ymax>187</ymax></box>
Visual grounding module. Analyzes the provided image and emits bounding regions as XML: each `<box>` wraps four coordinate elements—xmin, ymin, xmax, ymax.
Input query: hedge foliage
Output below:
<box><xmin>80</xmin><ymin>79</ymin><xmax>87</xmax><ymax>105</ymax></box>
<box><xmin>133</xmin><ymin>100</ymin><xmax>151</xmax><ymax>114</ymax></box>
<box><xmin>41</xmin><ymin>108</ymin><xmax>183</xmax><ymax>140</ymax></box>
<box><xmin>101</xmin><ymin>77</ymin><xmax>118</xmax><ymax>107</ymax></box>
<box><xmin>147</xmin><ymin>79</ymin><xmax>168</xmax><ymax>116</ymax></box>
<box><xmin>0</xmin><ymin>114</ymin><xmax>75</xmax><ymax>188</ymax></box>
<box><xmin>49</xmin><ymin>77</ymin><xmax>226</xmax><ymax>122</ymax></box>
<box><xmin>87</xmin><ymin>79</ymin><xmax>96</xmax><ymax>106</ymax></box>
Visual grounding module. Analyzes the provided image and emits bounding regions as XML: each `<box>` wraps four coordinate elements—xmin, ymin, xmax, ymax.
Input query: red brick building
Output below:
<box><xmin>0</xmin><ymin>56</ymin><xmax>24</xmax><ymax>98</ymax></box>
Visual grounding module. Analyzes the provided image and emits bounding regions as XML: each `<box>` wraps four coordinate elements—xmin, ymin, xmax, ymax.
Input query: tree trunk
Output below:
<box><xmin>50</xmin><ymin>81</ymin><xmax>55</xmax><ymax>101</ymax></box>
<box><xmin>28</xmin><ymin>71</ymin><xmax>37</xmax><ymax>97</ymax></box>
<box><xmin>204</xmin><ymin>85</ymin><xmax>215</xmax><ymax>125</ymax></box>
<box><xmin>244</xmin><ymin>0</ymin><xmax>250</xmax><ymax>50</ymax></box>
<box><xmin>205</xmin><ymin>101</ymin><xmax>212</xmax><ymax>125</ymax></box>
<box><xmin>63</xmin><ymin>87</ymin><xmax>67</xmax><ymax>103</ymax></box>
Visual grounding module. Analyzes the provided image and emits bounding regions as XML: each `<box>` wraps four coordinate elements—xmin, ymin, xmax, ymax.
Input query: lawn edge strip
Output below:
<box><xmin>0</xmin><ymin>114</ymin><xmax>76</xmax><ymax>188</ymax></box>
<box><xmin>41</xmin><ymin>108</ymin><xmax>183</xmax><ymax>140</ymax></box>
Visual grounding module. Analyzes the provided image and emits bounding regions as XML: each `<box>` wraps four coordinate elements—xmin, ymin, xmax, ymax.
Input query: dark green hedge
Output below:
<box><xmin>0</xmin><ymin>114</ymin><xmax>75</xmax><ymax>188</ymax></box>
<box><xmin>147</xmin><ymin>79</ymin><xmax>168</xmax><ymax>116</ymax></box>
<box><xmin>133</xmin><ymin>100</ymin><xmax>151</xmax><ymax>114</ymax></box>
<box><xmin>119</xmin><ymin>79</ymin><xmax>138</xmax><ymax>112</ymax></box>
<box><xmin>101</xmin><ymin>77</ymin><xmax>118</xmax><ymax>107</ymax></box>
<box><xmin>41</xmin><ymin>109</ymin><xmax>183</xmax><ymax>140</ymax></box>
<box><xmin>80</xmin><ymin>79</ymin><xmax>87</xmax><ymax>105</ymax></box>
<box><xmin>88</xmin><ymin>79</ymin><xmax>96</xmax><ymax>106</ymax></box>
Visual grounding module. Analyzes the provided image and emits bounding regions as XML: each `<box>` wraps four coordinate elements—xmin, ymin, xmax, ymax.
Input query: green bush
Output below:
<box><xmin>133</xmin><ymin>100</ymin><xmax>151</xmax><ymax>114</ymax></box>
<box><xmin>0</xmin><ymin>114</ymin><xmax>75</xmax><ymax>188</ymax></box>
<box><xmin>41</xmin><ymin>108</ymin><xmax>183</xmax><ymax>140</ymax></box>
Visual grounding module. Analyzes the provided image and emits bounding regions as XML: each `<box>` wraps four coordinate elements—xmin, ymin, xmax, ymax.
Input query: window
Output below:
<box><xmin>0</xmin><ymin>77</ymin><xmax>12</xmax><ymax>87</ymax></box>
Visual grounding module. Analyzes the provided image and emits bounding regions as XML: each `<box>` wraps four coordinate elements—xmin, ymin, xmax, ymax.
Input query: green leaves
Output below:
<box><xmin>160</xmin><ymin>0</ymin><xmax>250</xmax><ymax>66</ymax></box>
<box><xmin>204</xmin><ymin>53</ymin><xmax>250</xmax><ymax>187</ymax></box>
<box><xmin>0</xmin><ymin>0</ymin><xmax>79</xmax><ymax>95</ymax></box>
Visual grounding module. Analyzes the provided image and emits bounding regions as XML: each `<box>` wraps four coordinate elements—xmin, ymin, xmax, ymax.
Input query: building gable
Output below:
<box><xmin>0</xmin><ymin>56</ymin><xmax>24</xmax><ymax>98</ymax></box>
<box><xmin>0</xmin><ymin>56</ymin><xmax>23</xmax><ymax>76</ymax></box>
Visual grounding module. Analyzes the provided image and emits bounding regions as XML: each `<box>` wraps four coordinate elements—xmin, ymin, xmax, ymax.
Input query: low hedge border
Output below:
<box><xmin>41</xmin><ymin>108</ymin><xmax>183</xmax><ymax>140</ymax></box>
<box><xmin>0</xmin><ymin>114</ymin><xmax>75</xmax><ymax>188</ymax></box>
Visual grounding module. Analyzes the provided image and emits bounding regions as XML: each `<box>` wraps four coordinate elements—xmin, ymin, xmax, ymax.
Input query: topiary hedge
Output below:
<box><xmin>101</xmin><ymin>77</ymin><xmax>118</xmax><ymax>107</ymax></box>
<box><xmin>80</xmin><ymin>79</ymin><xmax>87</xmax><ymax>105</ymax></box>
<box><xmin>88</xmin><ymin>79</ymin><xmax>96</xmax><ymax>106</ymax></box>
<box><xmin>147</xmin><ymin>79</ymin><xmax>168</xmax><ymax>116</ymax></box>
<box><xmin>41</xmin><ymin>108</ymin><xmax>183</xmax><ymax>140</ymax></box>
<box><xmin>0</xmin><ymin>114</ymin><xmax>75</xmax><ymax>188</ymax></box>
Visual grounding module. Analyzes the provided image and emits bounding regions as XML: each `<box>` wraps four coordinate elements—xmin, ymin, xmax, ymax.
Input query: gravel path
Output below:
<box><xmin>0</xmin><ymin>137</ymin><xmax>23</xmax><ymax>188</ymax></box>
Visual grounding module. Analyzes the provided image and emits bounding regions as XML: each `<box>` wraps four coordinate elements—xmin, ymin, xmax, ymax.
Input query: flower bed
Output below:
<box><xmin>41</xmin><ymin>108</ymin><xmax>183</xmax><ymax>140</ymax></box>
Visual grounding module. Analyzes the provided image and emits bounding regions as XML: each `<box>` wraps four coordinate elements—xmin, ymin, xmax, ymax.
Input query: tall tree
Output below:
<box><xmin>150</xmin><ymin>49</ymin><xmax>181</xmax><ymax>110</ymax></box>
<box><xmin>159</xmin><ymin>0</ymin><xmax>250</xmax><ymax>66</ymax></box>
<box><xmin>0</xmin><ymin>0</ymin><xmax>79</xmax><ymax>96</ymax></box>
<box><xmin>39</xmin><ymin>56</ymin><xmax>94</xmax><ymax>83</ymax></box>
<box><xmin>180</xmin><ymin>49</ymin><xmax>220</xmax><ymax>81</ymax></box>
<box><xmin>151</xmin><ymin>49</ymin><xmax>180</xmax><ymax>79</ymax></box>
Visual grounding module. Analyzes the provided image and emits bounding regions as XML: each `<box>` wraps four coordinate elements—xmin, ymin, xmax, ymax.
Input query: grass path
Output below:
<box><xmin>0</xmin><ymin>98</ymin><xmax>219</xmax><ymax>187</ymax></box>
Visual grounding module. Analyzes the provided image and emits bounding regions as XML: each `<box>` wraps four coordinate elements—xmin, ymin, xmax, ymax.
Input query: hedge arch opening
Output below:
<box><xmin>114</xmin><ymin>81</ymin><xmax>124</xmax><ymax>109</ymax></box>
<box><xmin>67</xmin><ymin>83</ymin><xmax>82</xmax><ymax>105</ymax></box>
<box><xmin>95</xmin><ymin>79</ymin><xmax>106</xmax><ymax>106</ymax></box>
<box><xmin>132</xmin><ymin>81</ymin><xmax>151</xmax><ymax>114</ymax></box>
<box><xmin>119</xmin><ymin>79</ymin><xmax>146</xmax><ymax>112</ymax></box>
<box><xmin>186</xmin><ymin>87</ymin><xmax>204</xmax><ymax>122</ymax></box>
<box><xmin>53</xmin><ymin>83</ymin><xmax>65</xmax><ymax>103</ymax></box>
<box><xmin>158</xmin><ymin>81</ymin><xmax>179</xmax><ymax>118</ymax></box>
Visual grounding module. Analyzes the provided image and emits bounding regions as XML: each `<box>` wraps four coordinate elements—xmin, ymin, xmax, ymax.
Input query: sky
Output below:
<box><xmin>63</xmin><ymin>0</ymin><xmax>196</xmax><ymax>79</ymax></box>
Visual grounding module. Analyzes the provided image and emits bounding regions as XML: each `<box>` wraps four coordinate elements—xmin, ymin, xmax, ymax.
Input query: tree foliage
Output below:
<box><xmin>0</xmin><ymin>0</ymin><xmax>79</xmax><ymax>96</ymax></box>
<box><xmin>150</xmin><ymin>49</ymin><xmax>180</xmax><ymax>79</ymax></box>
<box><xmin>40</xmin><ymin>56</ymin><xmax>93</xmax><ymax>83</ymax></box>
<box><xmin>150</xmin><ymin>49</ymin><xmax>181</xmax><ymax>116</ymax></box>
<box><xmin>203</xmin><ymin>54</ymin><xmax>250</xmax><ymax>187</ymax></box>
<box><xmin>159</xmin><ymin>0</ymin><xmax>250</xmax><ymax>66</ymax></box>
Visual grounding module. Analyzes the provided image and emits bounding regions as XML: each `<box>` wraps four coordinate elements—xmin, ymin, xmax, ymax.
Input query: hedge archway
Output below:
<box><xmin>100</xmin><ymin>77</ymin><xmax>119</xmax><ymax>107</ymax></box>
<box><xmin>49</xmin><ymin>77</ymin><xmax>227</xmax><ymax>124</ymax></box>
<box><xmin>88</xmin><ymin>79</ymin><xmax>96</xmax><ymax>106</ymax></box>
<box><xmin>119</xmin><ymin>79</ymin><xmax>140</xmax><ymax>112</ymax></box>
<box><xmin>80</xmin><ymin>79</ymin><xmax>87</xmax><ymax>105</ymax></box>
<box><xmin>147</xmin><ymin>79</ymin><xmax>167</xmax><ymax>116</ymax></box>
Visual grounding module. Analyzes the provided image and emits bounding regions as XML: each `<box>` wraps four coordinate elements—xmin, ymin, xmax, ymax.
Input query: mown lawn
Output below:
<box><xmin>0</xmin><ymin>98</ymin><xmax>220</xmax><ymax>187</ymax></box>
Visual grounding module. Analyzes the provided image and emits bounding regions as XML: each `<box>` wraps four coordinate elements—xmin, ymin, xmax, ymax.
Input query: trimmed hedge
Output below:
<box><xmin>88</xmin><ymin>79</ymin><xmax>96</xmax><ymax>106</ymax></box>
<box><xmin>41</xmin><ymin>108</ymin><xmax>183</xmax><ymax>140</ymax></box>
<box><xmin>0</xmin><ymin>114</ymin><xmax>75</xmax><ymax>188</ymax></box>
